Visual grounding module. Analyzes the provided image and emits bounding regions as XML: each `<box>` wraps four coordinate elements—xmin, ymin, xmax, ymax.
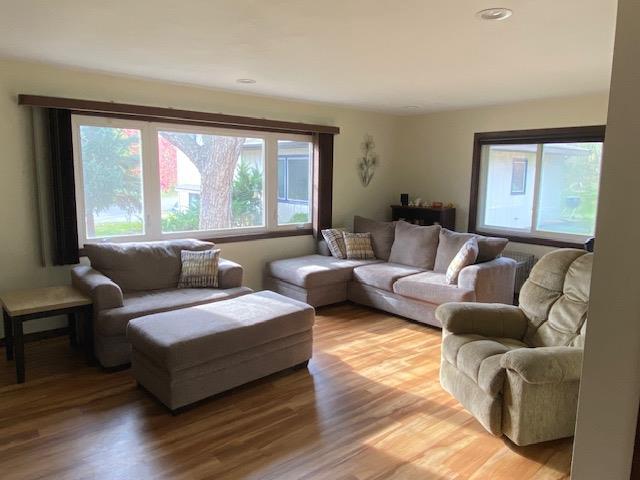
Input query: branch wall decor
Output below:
<box><xmin>357</xmin><ymin>134</ymin><xmax>379</xmax><ymax>187</ymax></box>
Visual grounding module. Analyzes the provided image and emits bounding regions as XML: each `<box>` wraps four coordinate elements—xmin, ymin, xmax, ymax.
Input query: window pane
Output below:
<box><xmin>480</xmin><ymin>144</ymin><xmax>537</xmax><ymax>231</ymax></box>
<box><xmin>277</xmin><ymin>140</ymin><xmax>312</xmax><ymax>225</ymax></box>
<box><xmin>158</xmin><ymin>131</ymin><xmax>264</xmax><ymax>232</ymax></box>
<box><xmin>536</xmin><ymin>142</ymin><xmax>602</xmax><ymax>236</ymax></box>
<box><xmin>78</xmin><ymin>125</ymin><xmax>144</xmax><ymax>239</ymax></box>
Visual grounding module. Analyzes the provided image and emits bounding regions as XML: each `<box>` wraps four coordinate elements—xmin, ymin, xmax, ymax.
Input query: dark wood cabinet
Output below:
<box><xmin>391</xmin><ymin>205</ymin><xmax>456</xmax><ymax>231</ymax></box>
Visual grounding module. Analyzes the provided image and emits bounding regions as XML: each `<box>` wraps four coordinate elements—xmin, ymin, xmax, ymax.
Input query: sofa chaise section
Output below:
<box><xmin>265</xmin><ymin>254</ymin><xmax>381</xmax><ymax>307</ymax></box>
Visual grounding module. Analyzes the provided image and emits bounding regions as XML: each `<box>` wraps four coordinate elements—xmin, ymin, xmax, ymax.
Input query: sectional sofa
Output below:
<box><xmin>266</xmin><ymin>217</ymin><xmax>517</xmax><ymax>327</ymax></box>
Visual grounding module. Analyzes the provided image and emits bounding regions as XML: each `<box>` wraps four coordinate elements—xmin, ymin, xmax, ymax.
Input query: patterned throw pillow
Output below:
<box><xmin>343</xmin><ymin>232</ymin><xmax>376</xmax><ymax>260</ymax></box>
<box><xmin>321</xmin><ymin>228</ymin><xmax>347</xmax><ymax>259</ymax></box>
<box><xmin>178</xmin><ymin>249</ymin><xmax>221</xmax><ymax>288</ymax></box>
<box><xmin>446</xmin><ymin>238</ymin><xmax>479</xmax><ymax>285</ymax></box>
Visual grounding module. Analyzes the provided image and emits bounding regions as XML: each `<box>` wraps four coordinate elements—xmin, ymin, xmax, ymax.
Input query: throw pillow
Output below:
<box><xmin>388</xmin><ymin>221</ymin><xmax>441</xmax><ymax>269</ymax></box>
<box><xmin>446</xmin><ymin>238</ymin><xmax>479</xmax><ymax>284</ymax></box>
<box><xmin>343</xmin><ymin>232</ymin><xmax>376</xmax><ymax>260</ymax></box>
<box><xmin>321</xmin><ymin>228</ymin><xmax>347</xmax><ymax>258</ymax></box>
<box><xmin>353</xmin><ymin>215</ymin><xmax>395</xmax><ymax>261</ymax></box>
<box><xmin>434</xmin><ymin>229</ymin><xmax>508</xmax><ymax>272</ymax></box>
<box><xmin>178</xmin><ymin>249</ymin><xmax>221</xmax><ymax>288</ymax></box>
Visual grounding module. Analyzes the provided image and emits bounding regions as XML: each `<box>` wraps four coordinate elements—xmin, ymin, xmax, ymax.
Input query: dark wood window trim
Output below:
<box><xmin>21</xmin><ymin>96</ymin><xmax>337</xmax><ymax>262</ymax></box>
<box><xmin>469</xmin><ymin>125</ymin><xmax>606</xmax><ymax>249</ymax></box>
<box><xmin>18</xmin><ymin>95</ymin><xmax>340</xmax><ymax>135</ymax></box>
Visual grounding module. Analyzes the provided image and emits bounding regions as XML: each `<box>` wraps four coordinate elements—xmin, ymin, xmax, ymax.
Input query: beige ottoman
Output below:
<box><xmin>127</xmin><ymin>291</ymin><xmax>315</xmax><ymax>411</ymax></box>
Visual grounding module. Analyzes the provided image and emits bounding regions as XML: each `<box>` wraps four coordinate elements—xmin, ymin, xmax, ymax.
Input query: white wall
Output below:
<box><xmin>0</xmin><ymin>58</ymin><xmax>400</xmax><ymax>333</ymax></box>
<box><xmin>571</xmin><ymin>0</ymin><xmax>640</xmax><ymax>477</ymax></box>
<box><xmin>394</xmin><ymin>93</ymin><xmax>610</xmax><ymax>258</ymax></box>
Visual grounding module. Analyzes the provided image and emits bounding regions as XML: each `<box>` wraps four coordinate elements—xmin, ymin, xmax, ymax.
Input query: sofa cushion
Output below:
<box><xmin>393</xmin><ymin>271</ymin><xmax>476</xmax><ymax>304</ymax></box>
<box><xmin>434</xmin><ymin>229</ymin><xmax>508</xmax><ymax>272</ymax></box>
<box><xmin>96</xmin><ymin>286</ymin><xmax>252</xmax><ymax>337</ymax></box>
<box><xmin>126</xmin><ymin>291</ymin><xmax>315</xmax><ymax>372</ymax></box>
<box><xmin>352</xmin><ymin>262</ymin><xmax>424</xmax><ymax>292</ymax></box>
<box><xmin>266</xmin><ymin>254</ymin><xmax>380</xmax><ymax>289</ymax></box>
<box><xmin>442</xmin><ymin>333</ymin><xmax>528</xmax><ymax>397</ymax></box>
<box><xmin>85</xmin><ymin>239</ymin><xmax>215</xmax><ymax>292</ymax></box>
<box><xmin>354</xmin><ymin>215</ymin><xmax>395</xmax><ymax>261</ymax></box>
<box><xmin>388</xmin><ymin>221</ymin><xmax>440</xmax><ymax>269</ymax></box>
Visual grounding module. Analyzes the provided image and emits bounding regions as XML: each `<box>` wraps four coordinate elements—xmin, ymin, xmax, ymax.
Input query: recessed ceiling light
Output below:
<box><xmin>476</xmin><ymin>8</ymin><xmax>513</xmax><ymax>21</ymax></box>
<box><xmin>403</xmin><ymin>105</ymin><xmax>420</xmax><ymax>110</ymax></box>
<box><xmin>236</xmin><ymin>78</ymin><xmax>256</xmax><ymax>84</ymax></box>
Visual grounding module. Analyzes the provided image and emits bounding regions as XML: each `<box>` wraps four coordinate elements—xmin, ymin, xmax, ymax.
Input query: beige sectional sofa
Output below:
<box><xmin>72</xmin><ymin>239</ymin><xmax>252</xmax><ymax>367</ymax></box>
<box><xmin>266</xmin><ymin>217</ymin><xmax>516</xmax><ymax>327</ymax></box>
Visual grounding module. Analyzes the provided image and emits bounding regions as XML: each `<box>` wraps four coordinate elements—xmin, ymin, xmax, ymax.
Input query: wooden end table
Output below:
<box><xmin>1</xmin><ymin>286</ymin><xmax>93</xmax><ymax>383</ymax></box>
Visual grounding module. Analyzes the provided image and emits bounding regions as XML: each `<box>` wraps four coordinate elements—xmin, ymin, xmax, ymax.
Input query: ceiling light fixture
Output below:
<box><xmin>403</xmin><ymin>105</ymin><xmax>420</xmax><ymax>110</ymax></box>
<box><xmin>236</xmin><ymin>78</ymin><xmax>256</xmax><ymax>84</ymax></box>
<box><xmin>476</xmin><ymin>8</ymin><xmax>513</xmax><ymax>21</ymax></box>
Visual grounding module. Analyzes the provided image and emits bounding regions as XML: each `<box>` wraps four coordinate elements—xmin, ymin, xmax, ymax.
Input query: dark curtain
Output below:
<box><xmin>48</xmin><ymin>108</ymin><xmax>79</xmax><ymax>265</ymax></box>
<box><xmin>312</xmin><ymin>132</ymin><xmax>334</xmax><ymax>237</ymax></box>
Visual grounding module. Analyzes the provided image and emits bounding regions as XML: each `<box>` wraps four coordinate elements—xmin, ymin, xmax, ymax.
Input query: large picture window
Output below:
<box><xmin>72</xmin><ymin>115</ymin><xmax>313</xmax><ymax>245</ymax></box>
<box><xmin>469</xmin><ymin>126</ymin><xmax>605</xmax><ymax>247</ymax></box>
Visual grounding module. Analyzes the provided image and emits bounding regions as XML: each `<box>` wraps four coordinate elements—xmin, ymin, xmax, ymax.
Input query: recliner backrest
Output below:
<box><xmin>519</xmin><ymin>249</ymin><xmax>593</xmax><ymax>348</ymax></box>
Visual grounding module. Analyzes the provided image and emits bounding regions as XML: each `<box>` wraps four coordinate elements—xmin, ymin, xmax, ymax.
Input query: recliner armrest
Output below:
<box><xmin>458</xmin><ymin>257</ymin><xmax>517</xmax><ymax>304</ymax></box>
<box><xmin>501</xmin><ymin>346</ymin><xmax>583</xmax><ymax>384</ymax></box>
<box><xmin>218</xmin><ymin>258</ymin><xmax>243</xmax><ymax>289</ymax></box>
<box><xmin>71</xmin><ymin>265</ymin><xmax>123</xmax><ymax>311</ymax></box>
<box><xmin>436</xmin><ymin>302</ymin><xmax>527</xmax><ymax>339</ymax></box>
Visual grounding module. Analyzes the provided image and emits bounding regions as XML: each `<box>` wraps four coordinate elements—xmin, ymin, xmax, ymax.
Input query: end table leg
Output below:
<box><xmin>12</xmin><ymin>317</ymin><xmax>24</xmax><ymax>383</ymax></box>
<box><xmin>68</xmin><ymin>312</ymin><xmax>78</xmax><ymax>348</ymax></box>
<box><xmin>83</xmin><ymin>305</ymin><xmax>95</xmax><ymax>365</ymax></box>
<box><xmin>3</xmin><ymin>309</ymin><xmax>13</xmax><ymax>361</ymax></box>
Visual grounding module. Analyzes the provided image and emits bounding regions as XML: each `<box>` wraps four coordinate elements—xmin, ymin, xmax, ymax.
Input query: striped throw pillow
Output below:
<box><xmin>178</xmin><ymin>249</ymin><xmax>221</xmax><ymax>288</ymax></box>
<box><xmin>321</xmin><ymin>228</ymin><xmax>347</xmax><ymax>258</ymax></box>
<box><xmin>445</xmin><ymin>238</ymin><xmax>479</xmax><ymax>284</ymax></box>
<box><xmin>343</xmin><ymin>232</ymin><xmax>376</xmax><ymax>260</ymax></box>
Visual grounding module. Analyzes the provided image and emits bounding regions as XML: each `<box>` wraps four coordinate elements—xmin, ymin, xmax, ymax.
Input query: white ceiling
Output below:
<box><xmin>0</xmin><ymin>0</ymin><xmax>618</xmax><ymax>114</ymax></box>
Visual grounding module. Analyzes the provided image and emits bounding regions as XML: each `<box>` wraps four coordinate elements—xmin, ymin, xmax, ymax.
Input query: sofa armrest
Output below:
<box><xmin>436</xmin><ymin>302</ymin><xmax>528</xmax><ymax>339</ymax></box>
<box><xmin>71</xmin><ymin>265</ymin><xmax>123</xmax><ymax>311</ymax></box>
<box><xmin>218</xmin><ymin>258</ymin><xmax>243</xmax><ymax>289</ymax></box>
<box><xmin>458</xmin><ymin>257</ymin><xmax>517</xmax><ymax>304</ymax></box>
<box><xmin>501</xmin><ymin>346</ymin><xmax>583</xmax><ymax>384</ymax></box>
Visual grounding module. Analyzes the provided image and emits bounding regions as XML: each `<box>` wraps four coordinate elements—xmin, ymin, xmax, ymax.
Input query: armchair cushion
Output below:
<box><xmin>442</xmin><ymin>334</ymin><xmax>527</xmax><ymax>397</ymax></box>
<box><xmin>71</xmin><ymin>265</ymin><xmax>123</xmax><ymax>311</ymax></box>
<box><xmin>501</xmin><ymin>346</ymin><xmax>583</xmax><ymax>384</ymax></box>
<box><xmin>393</xmin><ymin>271</ymin><xmax>475</xmax><ymax>304</ymax></box>
<box><xmin>436</xmin><ymin>302</ymin><xmax>528</xmax><ymax>340</ymax></box>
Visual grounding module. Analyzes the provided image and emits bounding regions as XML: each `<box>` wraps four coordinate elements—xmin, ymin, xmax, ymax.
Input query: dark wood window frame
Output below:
<box><xmin>468</xmin><ymin>125</ymin><xmax>606</xmax><ymax>249</ymax></box>
<box><xmin>19</xmin><ymin>95</ymin><xmax>338</xmax><ymax>262</ymax></box>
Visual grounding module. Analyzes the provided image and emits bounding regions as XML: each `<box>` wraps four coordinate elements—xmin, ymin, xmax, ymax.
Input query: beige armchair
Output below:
<box><xmin>437</xmin><ymin>248</ymin><xmax>592</xmax><ymax>446</ymax></box>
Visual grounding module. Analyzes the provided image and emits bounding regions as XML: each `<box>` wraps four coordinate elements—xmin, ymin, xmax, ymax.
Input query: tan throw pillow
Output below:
<box><xmin>178</xmin><ymin>249</ymin><xmax>221</xmax><ymax>288</ymax></box>
<box><xmin>446</xmin><ymin>238</ymin><xmax>479</xmax><ymax>284</ymax></box>
<box><xmin>343</xmin><ymin>232</ymin><xmax>376</xmax><ymax>260</ymax></box>
<box><xmin>388</xmin><ymin>221</ymin><xmax>441</xmax><ymax>269</ymax></box>
<box><xmin>321</xmin><ymin>228</ymin><xmax>347</xmax><ymax>258</ymax></box>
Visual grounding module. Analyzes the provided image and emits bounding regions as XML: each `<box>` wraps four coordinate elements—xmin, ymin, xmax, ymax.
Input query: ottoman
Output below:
<box><xmin>126</xmin><ymin>290</ymin><xmax>315</xmax><ymax>411</ymax></box>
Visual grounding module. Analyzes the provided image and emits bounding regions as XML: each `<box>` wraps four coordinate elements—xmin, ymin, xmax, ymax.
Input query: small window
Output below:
<box><xmin>510</xmin><ymin>158</ymin><xmax>528</xmax><ymax>195</ymax></box>
<box><xmin>276</xmin><ymin>140</ymin><xmax>313</xmax><ymax>225</ymax></box>
<box><xmin>470</xmin><ymin>126</ymin><xmax>605</xmax><ymax>247</ymax></box>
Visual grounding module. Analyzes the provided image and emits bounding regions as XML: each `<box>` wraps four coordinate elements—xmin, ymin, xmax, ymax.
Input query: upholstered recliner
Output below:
<box><xmin>437</xmin><ymin>248</ymin><xmax>592</xmax><ymax>446</ymax></box>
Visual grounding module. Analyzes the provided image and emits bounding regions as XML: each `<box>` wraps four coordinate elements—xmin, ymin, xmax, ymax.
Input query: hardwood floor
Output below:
<box><xmin>0</xmin><ymin>303</ymin><xmax>572</xmax><ymax>479</ymax></box>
